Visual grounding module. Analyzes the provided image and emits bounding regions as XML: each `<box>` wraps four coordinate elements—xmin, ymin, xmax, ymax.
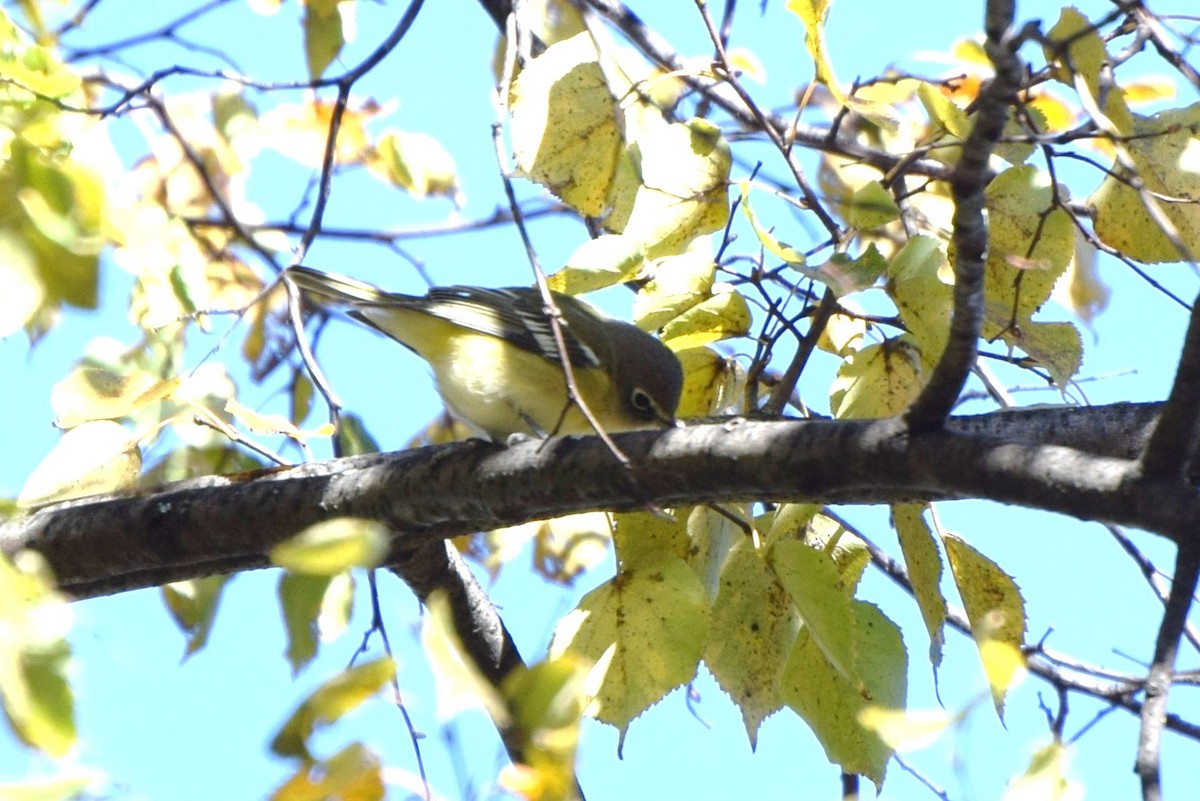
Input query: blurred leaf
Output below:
<box><xmin>0</xmin><ymin>551</ymin><xmax>76</xmax><ymax>757</ymax></box>
<box><xmin>272</xmin><ymin>742</ymin><xmax>384</xmax><ymax>801</ymax></box>
<box><xmin>51</xmin><ymin>367</ymin><xmax>177</xmax><ymax>429</ymax></box>
<box><xmin>422</xmin><ymin>590</ymin><xmax>509</xmax><ymax>724</ymax></box>
<box><xmin>371</xmin><ymin>129</ymin><xmax>460</xmax><ymax>201</ymax></box>
<box><xmin>0</xmin><ymin>771</ymin><xmax>98</xmax><ymax>801</ymax></box>
<box><xmin>162</xmin><ymin>575</ymin><xmax>230</xmax><ymax>658</ymax></box>
<box><xmin>1044</xmin><ymin>8</ymin><xmax>1106</xmax><ymax>98</ymax></box>
<box><xmin>270</xmin><ymin>518</ymin><xmax>388</xmax><ymax>575</ymax></box>
<box><xmin>304</xmin><ymin>2</ymin><xmax>344</xmax><ymax>80</ymax></box>
<box><xmin>1001</xmin><ymin>741</ymin><xmax>1083</xmax><ymax>801</ymax></box>
<box><xmin>270</xmin><ymin>657</ymin><xmax>395</xmax><ymax>760</ymax></box>
<box><xmin>225</xmin><ymin>397</ymin><xmax>335</xmax><ymax>443</ymax></box>
<box><xmin>858</xmin><ymin>706</ymin><xmax>952</xmax><ymax>754</ymax></box>
<box><xmin>18</xmin><ymin>421</ymin><xmax>141</xmax><ymax>508</ymax></box>
<box><xmin>847</xmin><ymin>181</ymin><xmax>900</xmax><ymax>230</ymax></box>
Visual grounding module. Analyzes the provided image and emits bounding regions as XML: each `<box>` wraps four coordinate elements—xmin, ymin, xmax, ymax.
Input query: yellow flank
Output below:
<box><xmin>355</xmin><ymin>305</ymin><xmax>622</xmax><ymax>439</ymax></box>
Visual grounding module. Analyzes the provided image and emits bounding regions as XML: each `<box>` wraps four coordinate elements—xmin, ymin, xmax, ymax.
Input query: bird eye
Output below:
<box><xmin>629</xmin><ymin>388</ymin><xmax>655</xmax><ymax>417</ymax></box>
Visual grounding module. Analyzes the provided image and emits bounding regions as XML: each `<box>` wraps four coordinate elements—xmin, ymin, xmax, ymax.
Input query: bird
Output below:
<box><xmin>284</xmin><ymin>265</ymin><xmax>683</xmax><ymax>441</ymax></box>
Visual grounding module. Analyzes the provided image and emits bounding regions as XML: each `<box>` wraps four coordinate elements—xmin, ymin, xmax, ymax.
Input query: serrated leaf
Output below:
<box><xmin>770</xmin><ymin>541</ymin><xmax>856</xmax><ymax>680</ymax></box>
<box><xmin>511</xmin><ymin>33</ymin><xmax>621</xmax><ymax>217</ymax></box>
<box><xmin>549</xmin><ymin>553</ymin><xmax>709</xmax><ymax>739</ymax></box>
<box><xmin>1004</xmin><ymin>320</ymin><xmax>1084</xmax><ymax>389</ymax></box>
<box><xmin>270</xmin><ymin>657</ymin><xmax>395</xmax><ymax>760</ymax></box>
<box><xmin>270</xmin><ymin>518</ymin><xmax>388</xmax><ymax>575</ymax></box>
<box><xmin>891</xmin><ymin>504</ymin><xmax>946</xmax><ymax>667</ymax></box>
<box><xmin>162</xmin><ymin>575</ymin><xmax>230</xmax><ymax>658</ymax></box>
<box><xmin>780</xmin><ymin>603</ymin><xmax>906</xmax><ymax>787</ymax></box>
<box><xmin>830</xmin><ymin>337</ymin><xmax>923</xmax><ymax>419</ymax></box>
<box><xmin>18</xmin><ymin>421</ymin><xmax>141</xmax><ymax>508</ymax></box>
<box><xmin>943</xmin><ymin>534</ymin><xmax>1027</xmax><ymax>719</ymax></box>
<box><xmin>705</xmin><ymin>540</ymin><xmax>798</xmax><ymax>747</ymax></box>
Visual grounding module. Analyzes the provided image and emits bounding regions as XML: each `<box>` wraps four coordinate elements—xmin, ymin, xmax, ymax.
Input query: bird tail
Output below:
<box><xmin>284</xmin><ymin>265</ymin><xmax>404</xmax><ymax>308</ymax></box>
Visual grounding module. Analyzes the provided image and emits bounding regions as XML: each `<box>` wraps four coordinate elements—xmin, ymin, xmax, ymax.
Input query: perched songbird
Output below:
<box><xmin>285</xmin><ymin>266</ymin><xmax>683</xmax><ymax>441</ymax></box>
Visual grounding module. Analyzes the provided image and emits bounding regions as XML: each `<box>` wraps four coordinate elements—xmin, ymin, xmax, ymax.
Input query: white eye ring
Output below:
<box><xmin>630</xmin><ymin>388</ymin><xmax>655</xmax><ymax>415</ymax></box>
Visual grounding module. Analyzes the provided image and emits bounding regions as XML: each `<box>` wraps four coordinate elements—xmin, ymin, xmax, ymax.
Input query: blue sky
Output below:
<box><xmin>3</xmin><ymin>0</ymin><xmax>1200</xmax><ymax>798</ymax></box>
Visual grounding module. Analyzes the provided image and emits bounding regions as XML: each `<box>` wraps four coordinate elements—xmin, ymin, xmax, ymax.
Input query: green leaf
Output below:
<box><xmin>304</xmin><ymin>3</ymin><xmax>344</xmax><ymax>80</ymax></box>
<box><xmin>779</xmin><ymin>603</ymin><xmax>906</xmax><ymax>787</ymax></box>
<box><xmin>1044</xmin><ymin>7</ymin><xmax>1107</xmax><ymax>98</ymax></box>
<box><xmin>770</xmin><ymin>541</ymin><xmax>856</xmax><ymax>680</ymax></box>
<box><xmin>889</xmin><ymin>235</ymin><xmax>952</xmax><ymax>369</ymax></box>
<box><xmin>848</xmin><ymin>181</ymin><xmax>900</xmax><ymax>230</ymax></box>
<box><xmin>162</xmin><ymin>575</ymin><xmax>230</xmax><ymax>658</ymax></box>
<box><xmin>550</xmin><ymin>553</ymin><xmax>709</xmax><ymax>742</ymax></box>
<box><xmin>277</xmin><ymin>573</ymin><xmax>339</xmax><ymax>676</ymax></box>
<box><xmin>270</xmin><ymin>518</ymin><xmax>389</xmax><ymax>575</ymax></box>
<box><xmin>270</xmin><ymin>657</ymin><xmax>395</xmax><ymax>760</ymax></box>
<box><xmin>943</xmin><ymin>533</ymin><xmax>1027</xmax><ymax>719</ymax></box>
<box><xmin>611</xmin><ymin>510</ymin><xmax>690</xmax><ymax>568</ymax></box>
<box><xmin>891</xmin><ymin>504</ymin><xmax>946</xmax><ymax>667</ymax></box>
<box><xmin>705</xmin><ymin>540</ymin><xmax>798</xmax><ymax>747</ymax></box>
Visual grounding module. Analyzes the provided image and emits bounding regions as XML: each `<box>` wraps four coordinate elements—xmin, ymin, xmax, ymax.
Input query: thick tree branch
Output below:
<box><xmin>1140</xmin><ymin>297</ymin><xmax>1200</xmax><ymax>479</ymax></box>
<box><xmin>905</xmin><ymin>0</ymin><xmax>1024</xmax><ymax>430</ymax></box>
<box><xmin>0</xmin><ymin>403</ymin><xmax>1184</xmax><ymax>600</ymax></box>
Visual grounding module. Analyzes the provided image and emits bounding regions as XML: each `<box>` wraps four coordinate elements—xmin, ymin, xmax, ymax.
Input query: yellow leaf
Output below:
<box><xmin>918</xmin><ymin>81</ymin><xmax>970</xmax><ymax>139</ymax></box>
<box><xmin>270</xmin><ymin>658</ymin><xmax>395</xmax><ymax>760</ymax></box>
<box><xmin>611</xmin><ymin>117</ymin><xmax>731</xmax><ymax>257</ymax></box>
<box><xmin>162</xmin><ymin>575</ymin><xmax>230</xmax><ymax>658</ymax></box>
<box><xmin>272</xmin><ymin>743</ymin><xmax>384</xmax><ymax>801</ymax></box>
<box><xmin>511</xmin><ymin>32</ymin><xmax>621</xmax><ymax>217</ymax></box>
<box><xmin>830</xmin><ymin>337</ymin><xmax>923</xmax><ymax>419</ymax></box>
<box><xmin>370</xmin><ymin>129</ymin><xmax>459</xmax><ymax>201</ymax></box>
<box><xmin>891</xmin><ymin>504</ymin><xmax>947</xmax><ymax>666</ymax></box>
<box><xmin>549</xmin><ymin>553</ymin><xmax>709</xmax><ymax>739</ymax></box>
<box><xmin>18</xmin><ymin>421</ymin><xmax>141</xmax><ymax>508</ymax></box>
<box><xmin>1002</xmin><ymin>741</ymin><xmax>1084</xmax><ymax>801</ymax></box>
<box><xmin>51</xmin><ymin>367</ymin><xmax>175</xmax><ymax>429</ymax></box>
<box><xmin>225</xmin><ymin>397</ymin><xmax>336</xmax><ymax>443</ymax></box>
<box><xmin>659</xmin><ymin>288</ymin><xmax>751</xmax><ymax>349</ymax></box>
<box><xmin>548</xmin><ymin>234</ymin><xmax>645</xmax><ymax>295</ymax></box>
<box><xmin>889</xmin><ymin>235</ymin><xmax>952</xmax><ymax>369</ymax></box>
<box><xmin>422</xmin><ymin>591</ymin><xmax>509</xmax><ymax>724</ymax></box>
<box><xmin>705</xmin><ymin>540</ymin><xmax>797</xmax><ymax>747</ymax></box>
<box><xmin>674</xmin><ymin>346</ymin><xmax>745</xmax><ymax>419</ymax></box>
<box><xmin>943</xmin><ymin>534</ymin><xmax>1027</xmax><ymax>719</ymax></box>
<box><xmin>270</xmin><ymin>518</ymin><xmax>389</xmax><ymax>575</ymax></box>
<box><xmin>0</xmin><ymin>232</ymin><xmax>43</xmax><ymax>337</ymax></box>
<box><xmin>633</xmin><ymin>252</ymin><xmax>715</xmax><ymax>331</ymax></box>
<box><xmin>858</xmin><ymin>706</ymin><xmax>952</xmax><ymax>753</ymax></box>
<box><xmin>1044</xmin><ymin>8</ymin><xmax>1107</xmax><ymax>99</ymax></box>
<box><xmin>1088</xmin><ymin>102</ymin><xmax>1200</xmax><ymax>264</ymax></box>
